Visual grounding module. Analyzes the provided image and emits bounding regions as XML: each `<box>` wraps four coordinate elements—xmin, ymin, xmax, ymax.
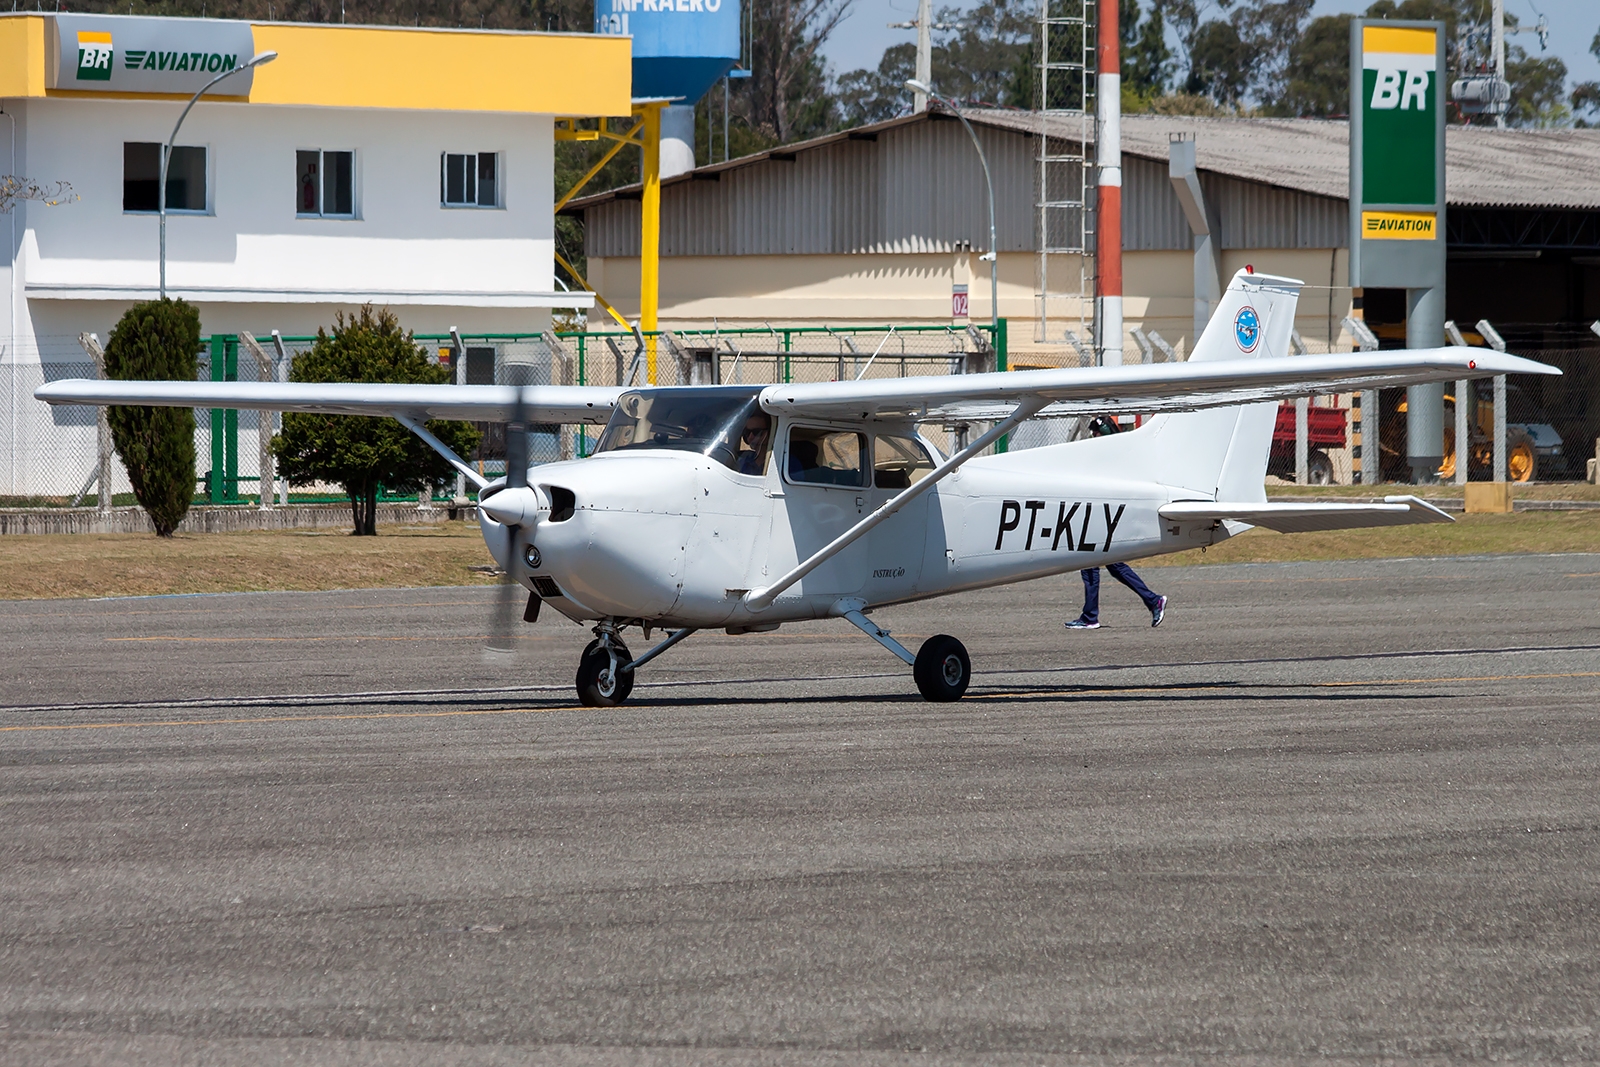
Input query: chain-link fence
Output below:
<box><xmin>10</xmin><ymin>319</ymin><xmax>1584</xmax><ymax>502</ymax></box>
<box><xmin>2</xmin><ymin>324</ymin><xmax>998</xmax><ymax>503</ymax></box>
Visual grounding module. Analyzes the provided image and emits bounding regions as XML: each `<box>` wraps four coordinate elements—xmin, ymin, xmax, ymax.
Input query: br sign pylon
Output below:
<box><xmin>1349</xmin><ymin>18</ymin><xmax>1449</xmax><ymax>483</ymax></box>
<box><xmin>1349</xmin><ymin>20</ymin><xmax>1446</xmax><ymax>287</ymax></box>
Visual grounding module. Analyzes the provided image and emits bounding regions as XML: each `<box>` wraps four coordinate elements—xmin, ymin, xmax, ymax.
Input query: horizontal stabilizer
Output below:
<box><xmin>1159</xmin><ymin>495</ymin><xmax>1454</xmax><ymax>534</ymax></box>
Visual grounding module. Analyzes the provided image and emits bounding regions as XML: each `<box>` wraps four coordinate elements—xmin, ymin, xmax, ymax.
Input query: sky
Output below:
<box><xmin>817</xmin><ymin>0</ymin><xmax>1600</xmax><ymax>93</ymax></box>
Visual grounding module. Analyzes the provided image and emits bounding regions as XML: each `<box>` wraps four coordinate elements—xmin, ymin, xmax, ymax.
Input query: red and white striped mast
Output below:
<box><xmin>1095</xmin><ymin>0</ymin><xmax>1123</xmax><ymax>366</ymax></box>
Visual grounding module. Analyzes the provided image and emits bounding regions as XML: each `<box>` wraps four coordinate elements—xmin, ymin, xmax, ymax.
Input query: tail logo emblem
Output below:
<box><xmin>1234</xmin><ymin>306</ymin><xmax>1261</xmax><ymax>353</ymax></box>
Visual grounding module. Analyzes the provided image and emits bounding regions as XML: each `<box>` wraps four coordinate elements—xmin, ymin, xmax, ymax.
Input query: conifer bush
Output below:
<box><xmin>104</xmin><ymin>298</ymin><xmax>200</xmax><ymax>537</ymax></box>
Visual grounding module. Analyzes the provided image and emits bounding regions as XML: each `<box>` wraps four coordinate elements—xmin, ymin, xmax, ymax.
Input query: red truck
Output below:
<box><xmin>1268</xmin><ymin>401</ymin><xmax>1347</xmax><ymax>484</ymax></box>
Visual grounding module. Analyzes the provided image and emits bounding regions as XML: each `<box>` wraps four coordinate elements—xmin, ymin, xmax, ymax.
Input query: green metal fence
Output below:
<box><xmin>195</xmin><ymin>322</ymin><xmax>1008</xmax><ymax>505</ymax></box>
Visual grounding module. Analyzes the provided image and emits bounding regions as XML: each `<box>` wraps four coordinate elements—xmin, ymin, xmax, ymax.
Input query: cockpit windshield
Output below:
<box><xmin>593</xmin><ymin>387</ymin><xmax>770</xmax><ymax>474</ymax></box>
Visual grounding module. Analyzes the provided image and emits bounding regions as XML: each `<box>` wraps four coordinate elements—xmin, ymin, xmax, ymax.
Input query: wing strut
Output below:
<box><xmin>393</xmin><ymin>413</ymin><xmax>489</xmax><ymax>491</ymax></box>
<box><xmin>743</xmin><ymin>396</ymin><xmax>1049</xmax><ymax>611</ymax></box>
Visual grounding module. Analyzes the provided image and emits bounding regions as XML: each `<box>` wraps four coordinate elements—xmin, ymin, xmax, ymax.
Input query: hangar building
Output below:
<box><xmin>569</xmin><ymin>110</ymin><xmax>1600</xmax><ymax>363</ymax></box>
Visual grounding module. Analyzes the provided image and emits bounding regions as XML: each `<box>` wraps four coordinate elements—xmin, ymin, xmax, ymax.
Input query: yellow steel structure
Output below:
<box><xmin>554</xmin><ymin>102</ymin><xmax>666</xmax><ymax>383</ymax></box>
<box><xmin>639</xmin><ymin>102</ymin><xmax>661</xmax><ymax>384</ymax></box>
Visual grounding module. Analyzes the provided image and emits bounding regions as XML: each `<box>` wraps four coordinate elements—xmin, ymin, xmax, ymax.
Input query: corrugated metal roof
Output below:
<box><xmin>571</xmin><ymin>109</ymin><xmax>1600</xmax><ymax>259</ymax></box>
<box><xmin>582</xmin><ymin>116</ymin><xmax>1035</xmax><ymax>258</ymax></box>
<box><xmin>968</xmin><ymin>110</ymin><xmax>1600</xmax><ymax>209</ymax></box>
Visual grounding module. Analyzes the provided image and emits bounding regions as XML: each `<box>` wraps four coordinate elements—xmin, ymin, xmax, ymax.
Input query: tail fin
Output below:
<box><xmin>1133</xmin><ymin>269</ymin><xmax>1302</xmax><ymax>500</ymax></box>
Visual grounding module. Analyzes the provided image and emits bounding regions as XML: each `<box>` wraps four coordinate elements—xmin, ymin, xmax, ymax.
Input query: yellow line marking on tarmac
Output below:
<box><xmin>1565</xmin><ymin>572</ymin><xmax>1600</xmax><ymax>578</ymax></box>
<box><xmin>0</xmin><ymin>704</ymin><xmax>579</xmax><ymax>733</ymax></box>
<box><xmin>8</xmin><ymin>672</ymin><xmax>1597</xmax><ymax>735</ymax></box>
<box><xmin>975</xmin><ymin>670</ymin><xmax>1600</xmax><ymax>702</ymax></box>
<box><xmin>1315</xmin><ymin>670</ymin><xmax>1600</xmax><ymax>688</ymax></box>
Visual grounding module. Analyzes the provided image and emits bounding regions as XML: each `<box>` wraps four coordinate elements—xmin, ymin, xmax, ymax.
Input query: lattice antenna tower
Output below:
<box><xmin>1035</xmin><ymin>0</ymin><xmax>1094</xmax><ymax>350</ymax></box>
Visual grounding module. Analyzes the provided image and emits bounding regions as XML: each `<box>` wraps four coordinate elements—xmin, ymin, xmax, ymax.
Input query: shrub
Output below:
<box><xmin>274</xmin><ymin>306</ymin><xmax>479</xmax><ymax>535</ymax></box>
<box><xmin>103</xmin><ymin>298</ymin><xmax>200</xmax><ymax>537</ymax></box>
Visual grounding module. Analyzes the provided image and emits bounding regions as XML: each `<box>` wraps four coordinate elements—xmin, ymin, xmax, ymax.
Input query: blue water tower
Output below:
<box><xmin>594</xmin><ymin>0</ymin><xmax>741</xmax><ymax>103</ymax></box>
<box><xmin>595</xmin><ymin>0</ymin><xmax>741</xmax><ymax>177</ymax></box>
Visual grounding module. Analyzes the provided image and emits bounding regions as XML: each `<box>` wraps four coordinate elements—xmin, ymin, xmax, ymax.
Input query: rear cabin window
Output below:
<box><xmin>786</xmin><ymin>426</ymin><xmax>867</xmax><ymax>488</ymax></box>
<box><xmin>873</xmin><ymin>434</ymin><xmax>936</xmax><ymax>489</ymax></box>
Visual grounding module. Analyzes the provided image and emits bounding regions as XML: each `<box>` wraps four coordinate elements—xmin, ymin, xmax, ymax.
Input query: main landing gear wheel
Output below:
<box><xmin>576</xmin><ymin>639</ymin><xmax>634</xmax><ymax>707</ymax></box>
<box><xmin>913</xmin><ymin>634</ymin><xmax>971</xmax><ymax>702</ymax></box>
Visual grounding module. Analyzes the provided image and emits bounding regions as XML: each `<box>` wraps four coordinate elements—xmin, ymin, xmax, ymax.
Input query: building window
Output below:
<box><xmin>441</xmin><ymin>152</ymin><xmax>500</xmax><ymax>208</ymax></box>
<box><xmin>296</xmin><ymin>150</ymin><xmax>355</xmax><ymax>217</ymax></box>
<box><xmin>123</xmin><ymin>142</ymin><xmax>207</xmax><ymax>213</ymax></box>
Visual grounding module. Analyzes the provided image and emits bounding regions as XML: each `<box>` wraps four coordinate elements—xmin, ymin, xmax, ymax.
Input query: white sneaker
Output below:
<box><xmin>1064</xmin><ymin>618</ymin><xmax>1100</xmax><ymax>630</ymax></box>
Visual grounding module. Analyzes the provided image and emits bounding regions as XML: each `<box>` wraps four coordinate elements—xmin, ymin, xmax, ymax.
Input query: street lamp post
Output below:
<box><xmin>159</xmin><ymin>51</ymin><xmax>277</xmax><ymax>300</ymax></box>
<box><xmin>905</xmin><ymin>79</ymin><xmax>999</xmax><ymax>339</ymax></box>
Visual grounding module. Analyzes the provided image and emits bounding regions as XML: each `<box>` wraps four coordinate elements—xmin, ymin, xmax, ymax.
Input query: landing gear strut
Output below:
<box><xmin>573</xmin><ymin>621</ymin><xmax>697</xmax><ymax>707</ymax></box>
<box><xmin>576</xmin><ymin>622</ymin><xmax>633</xmax><ymax>707</ymax></box>
<box><xmin>836</xmin><ymin>598</ymin><xmax>972</xmax><ymax>702</ymax></box>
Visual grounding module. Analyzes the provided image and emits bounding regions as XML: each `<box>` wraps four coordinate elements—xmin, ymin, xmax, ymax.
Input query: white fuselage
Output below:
<box><xmin>480</xmin><ymin>417</ymin><xmax>1229</xmax><ymax>630</ymax></box>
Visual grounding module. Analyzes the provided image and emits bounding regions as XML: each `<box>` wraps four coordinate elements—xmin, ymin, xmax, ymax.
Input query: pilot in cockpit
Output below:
<box><xmin>736</xmin><ymin>412</ymin><xmax>772</xmax><ymax>475</ymax></box>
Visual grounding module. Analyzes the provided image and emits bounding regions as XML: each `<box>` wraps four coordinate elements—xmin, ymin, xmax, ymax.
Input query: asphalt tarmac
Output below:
<box><xmin>3</xmin><ymin>553</ymin><xmax>1599</xmax><ymax>1065</ymax></box>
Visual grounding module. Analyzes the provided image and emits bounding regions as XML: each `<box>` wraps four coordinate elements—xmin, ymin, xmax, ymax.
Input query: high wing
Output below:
<box><xmin>36</xmin><ymin>349</ymin><xmax>1557</xmax><ymax>427</ymax></box>
<box><xmin>757</xmin><ymin>348</ymin><xmax>1558</xmax><ymax>422</ymax></box>
<box><xmin>32</xmin><ymin>380</ymin><xmax>623</xmax><ymax>426</ymax></box>
<box><xmin>1160</xmin><ymin>495</ymin><xmax>1454</xmax><ymax>534</ymax></box>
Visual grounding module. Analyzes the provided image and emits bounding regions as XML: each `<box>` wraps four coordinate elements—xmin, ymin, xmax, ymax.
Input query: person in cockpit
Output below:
<box><xmin>737</xmin><ymin>413</ymin><xmax>772</xmax><ymax>475</ymax></box>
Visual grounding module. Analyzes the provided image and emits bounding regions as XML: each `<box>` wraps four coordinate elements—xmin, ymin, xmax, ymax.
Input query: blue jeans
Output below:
<box><xmin>1079</xmin><ymin>564</ymin><xmax>1161</xmax><ymax>624</ymax></box>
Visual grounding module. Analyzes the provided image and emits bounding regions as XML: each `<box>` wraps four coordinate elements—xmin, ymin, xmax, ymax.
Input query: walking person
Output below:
<box><xmin>1064</xmin><ymin>413</ymin><xmax>1166</xmax><ymax>630</ymax></box>
<box><xmin>1065</xmin><ymin>564</ymin><xmax>1167</xmax><ymax>630</ymax></box>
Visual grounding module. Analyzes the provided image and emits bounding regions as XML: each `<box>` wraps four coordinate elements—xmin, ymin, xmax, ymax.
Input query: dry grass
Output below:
<box><xmin>2</xmin><ymin>511</ymin><xmax>1596</xmax><ymax>601</ymax></box>
<box><xmin>1148</xmin><ymin>510</ymin><xmax>1600</xmax><ymax>568</ymax></box>
<box><xmin>1264</xmin><ymin>482</ymin><xmax>1600</xmax><ymax>502</ymax></box>
<box><xmin>0</xmin><ymin>523</ymin><xmax>499</xmax><ymax>600</ymax></box>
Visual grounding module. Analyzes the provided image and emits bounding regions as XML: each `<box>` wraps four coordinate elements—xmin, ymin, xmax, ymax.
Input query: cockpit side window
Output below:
<box><xmin>785</xmin><ymin>425</ymin><xmax>867</xmax><ymax>488</ymax></box>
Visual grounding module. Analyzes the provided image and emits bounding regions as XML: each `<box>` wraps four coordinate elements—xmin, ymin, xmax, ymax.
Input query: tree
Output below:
<box><xmin>103</xmin><ymin>299</ymin><xmax>200</xmax><ymax>537</ymax></box>
<box><xmin>834</xmin><ymin>0</ymin><xmax>1033</xmax><ymax>124</ymax></box>
<box><xmin>1273</xmin><ymin>13</ymin><xmax>1352</xmax><ymax>117</ymax></box>
<box><xmin>1505</xmin><ymin>46</ymin><xmax>1568</xmax><ymax>127</ymax></box>
<box><xmin>1575</xmin><ymin>27</ymin><xmax>1600</xmax><ymax>127</ymax></box>
<box><xmin>273</xmin><ymin>307</ymin><xmax>479</xmax><ymax>536</ymax></box>
<box><xmin>744</xmin><ymin>0</ymin><xmax>852</xmax><ymax>142</ymax></box>
<box><xmin>1122</xmin><ymin>0</ymin><xmax>1174</xmax><ymax>103</ymax></box>
<box><xmin>1184</xmin><ymin>19</ymin><xmax>1252</xmax><ymax>105</ymax></box>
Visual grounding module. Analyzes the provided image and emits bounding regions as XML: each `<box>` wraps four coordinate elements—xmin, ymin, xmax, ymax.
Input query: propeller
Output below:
<box><xmin>484</xmin><ymin>386</ymin><xmax>532</xmax><ymax>660</ymax></box>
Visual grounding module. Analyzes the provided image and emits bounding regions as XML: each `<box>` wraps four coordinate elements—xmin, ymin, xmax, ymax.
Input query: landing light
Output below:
<box><xmin>524</xmin><ymin>544</ymin><xmax>542</xmax><ymax>570</ymax></box>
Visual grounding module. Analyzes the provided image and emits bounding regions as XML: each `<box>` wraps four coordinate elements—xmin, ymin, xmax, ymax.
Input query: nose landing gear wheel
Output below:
<box><xmin>576</xmin><ymin>639</ymin><xmax>634</xmax><ymax>707</ymax></box>
<box><xmin>913</xmin><ymin>634</ymin><xmax>971</xmax><ymax>702</ymax></box>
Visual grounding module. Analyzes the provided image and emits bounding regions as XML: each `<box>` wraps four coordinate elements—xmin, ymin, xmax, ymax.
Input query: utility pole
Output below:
<box><xmin>1491</xmin><ymin>0</ymin><xmax>1506</xmax><ymax>128</ymax></box>
<box><xmin>891</xmin><ymin>0</ymin><xmax>949</xmax><ymax>114</ymax></box>
<box><xmin>1095</xmin><ymin>0</ymin><xmax>1122</xmax><ymax>365</ymax></box>
<box><xmin>914</xmin><ymin>0</ymin><xmax>931</xmax><ymax>113</ymax></box>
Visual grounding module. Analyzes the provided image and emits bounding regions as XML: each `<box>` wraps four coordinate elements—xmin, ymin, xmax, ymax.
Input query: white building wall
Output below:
<box><xmin>3</xmin><ymin>96</ymin><xmax>567</xmax><ymax>496</ymax></box>
<box><xmin>20</xmin><ymin>97</ymin><xmax>556</xmax><ymax>309</ymax></box>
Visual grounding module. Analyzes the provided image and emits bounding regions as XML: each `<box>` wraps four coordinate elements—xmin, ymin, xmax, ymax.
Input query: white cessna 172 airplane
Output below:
<box><xmin>38</xmin><ymin>270</ymin><xmax>1557</xmax><ymax>706</ymax></box>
